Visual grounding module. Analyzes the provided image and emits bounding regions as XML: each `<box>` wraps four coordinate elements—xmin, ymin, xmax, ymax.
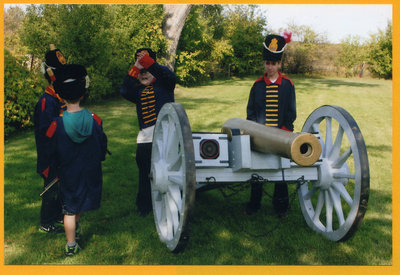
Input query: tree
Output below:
<box><xmin>175</xmin><ymin>5</ymin><xmax>230</xmax><ymax>85</ymax></box>
<box><xmin>336</xmin><ymin>35</ymin><xmax>367</xmax><ymax>77</ymax></box>
<box><xmin>162</xmin><ymin>4</ymin><xmax>193</xmax><ymax>70</ymax></box>
<box><xmin>280</xmin><ymin>24</ymin><xmax>327</xmax><ymax>74</ymax></box>
<box><xmin>367</xmin><ymin>21</ymin><xmax>392</xmax><ymax>79</ymax></box>
<box><xmin>224</xmin><ymin>5</ymin><xmax>267</xmax><ymax>76</ymax></box>
<box><xmin>20</xmin><ymin>5</ymin><xmax>61</xmax><ymax>61</ymax></box>
<box><xmin>19</xmin><ymin>4</ymin><xmax>168</xmax><ymax>100</ymax></box>
<box><xmin>175</xmin><ymin>4</ymin><xmax>266</xmax><ymax>85</ymax></box>
<box><xmin>4</xmin><ymin>5</ymin><xmax>26</xmax><ymax>54</ymax></box>
<box><xmin>4</xmin><ymin>50</ymin><xmax>43</xmax><ymax>137</ymax></box>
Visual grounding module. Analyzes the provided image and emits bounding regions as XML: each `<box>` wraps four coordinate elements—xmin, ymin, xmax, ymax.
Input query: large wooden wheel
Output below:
<box><xmin>150</xmin><ymin>103</ymin><xmax>196</xmax><ymax>252</ymax></box>
<box><xmin>298</xmin><ymin>105</ymin><xmax>369</xmax><ymax>241</ymax></box>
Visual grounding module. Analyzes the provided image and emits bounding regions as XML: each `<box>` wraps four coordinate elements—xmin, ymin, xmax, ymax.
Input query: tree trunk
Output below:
<box><xmin>162</xmin><ymin>4</ymin><xmax>193</xmax><ymax>71</ymax></box>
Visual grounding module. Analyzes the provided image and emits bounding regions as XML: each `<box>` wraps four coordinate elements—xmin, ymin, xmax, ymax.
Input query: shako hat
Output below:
<box><xmin>54</xmin><ymin>64</ymin><xmax>90</xmax><ymax>101</ymax></box>
<box><xmin>263</xmin><ymin>31</ymin><xmax>292</xmax><ymax>61</ymax></box>
<box><xmin>41</xmin><ymin>45</ymin><xmax>67</xmax><ymax>83</ymax></box>
<box><xmin>45</xmin><ymin>48</ymin><xmax>66</xmax><ymax>69</ymax></box>
<box><xmin>135</xmin><ymin>48</ymin><xmax>157</xmax><ymax>62</ymax></box>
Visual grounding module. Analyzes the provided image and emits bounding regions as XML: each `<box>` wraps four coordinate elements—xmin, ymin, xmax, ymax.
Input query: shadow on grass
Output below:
<box><xmin>186</xmin><ymin>183</ymin><xmax>391</xmax><ymax>265</ymax></box>
<box><xmin>366</xmin><ymin>144</ymin><xmax>392</xmax><ymax>158</ymax></box>
<box><xmin>182</xmin><ymin>76</ymin><xmax>259</xmax><ymax>87</ymax></box>
<box><xmin>292</xmin><ymin>77</ymin><xmax>380</xmax><ymax>90</ymax></box>
<box><xmin>312</xmin><ymin>79</ymin><xmax>380</xmax><ymax>88</ymax></box>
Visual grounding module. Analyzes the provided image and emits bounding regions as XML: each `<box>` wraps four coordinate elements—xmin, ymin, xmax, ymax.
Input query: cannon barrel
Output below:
<box><xmin>222</xmin><ymin>118</ymin><xmax>321</xmax><ymax>166</ymax></box>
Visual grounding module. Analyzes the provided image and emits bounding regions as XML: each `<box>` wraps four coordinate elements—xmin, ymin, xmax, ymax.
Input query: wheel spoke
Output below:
<box><xmin>313</xmin><ymin>191</ymin><xmax>325</xmax><ymax>223</ymax></box>
<box><xmin>165</xmin><ymin>197</ymin><xmax>173</xmax><ymax>240</ymax></box>
<box><xmin>329</xmin><ymin>187</ymin><xmax>345</xmax><ymax>226</ymax></box>
<box><xmin>168</xmin><ymin>184</ymin><xmax>183</xmax><ymax>212</ymax></box>
<box><xmin>158</xmin><ymin>194</ymin><xmax>168</xmax><ymax>237</ymax></box>
<box><xmin>168</xmin><ymin>175</ymin><xmax>184</xmax><ymax>186</ymax></box>
<box><xmin>312</xmin><ymin>123</ymin><xmax>325</xmax><ymax>151</ymax></box>
<box><xmin>162</xmin><ymin>120</ymin><xmax>170</xmax><ymax>158</ymax></box>
<box><xmin>324</xmin><ymin>117</ymin><xmax>333</xmax><ymax>158</ymax></box>
<box><xmin>332</xmin><ymin>182</ymin><xmax>353</xmax><ymax>206</ymax></box>
<box><xmin>303</xmin><ymin>185</ymin><xmax>317</xmax><ymax>200</ymax></box>
<box><xmin>167</xmin><ymin>192</ymin><xmax>180</xmax><ymax>234</ymax></box>
<box><xmin>333</xmin><ymin>172</ymin><xmax>355</xmax><ymax>180</ymax></box>
<box><xmin>156</xmin><ymin>138</ymin><xmax>164</xmax><ymax>160</ymax></box>
<box><xmin>332</xmin><ymin>147</ymin><xmax>352</xmax><ymax>168</ymax></box>
<box><xmin>329</xmin><ymin>126</ymin><xmax>344</xmax><ymax>160</ymax></box>
<box><xmin>325</xmin><ymin>190</ymin><xmax>333</xmax><ymax>232</ymax></box>
<box><xmin>168</xmin><ymin>152</ymin><xmax>182</xmax><ymax>171</ymax></box>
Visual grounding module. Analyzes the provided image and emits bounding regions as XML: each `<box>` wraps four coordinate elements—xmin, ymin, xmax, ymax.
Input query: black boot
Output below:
<box><xmin>273</xmin><ymin>182</ymin><xmax>289</xmax><ymax>218</ymax></box>
<box><xmin>244</xmin><ymin>181</ymin><xmax>262</xmax><ymax>215</ymax></box>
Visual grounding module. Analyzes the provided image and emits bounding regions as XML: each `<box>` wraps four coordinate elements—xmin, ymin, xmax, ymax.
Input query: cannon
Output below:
<box><xmin>150</xmin><ymin>103</ymin><xmax>369</xmax><ymax>252</ymax></box>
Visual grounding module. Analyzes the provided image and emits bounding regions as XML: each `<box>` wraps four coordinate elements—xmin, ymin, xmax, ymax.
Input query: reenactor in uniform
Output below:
<box><xmin>245</xmin><ymin>32</ymin><xmax>296</xmax><ymax>218</ymax></box>
<box><xmin>34</xmin><ymin>47</ymin><xmax>67</xmax><ymax>233</ymax></box>
<box><xmin>120</xmin><ymin>48</ymin><xmax>176</xmax><ymax>216</ymax></box>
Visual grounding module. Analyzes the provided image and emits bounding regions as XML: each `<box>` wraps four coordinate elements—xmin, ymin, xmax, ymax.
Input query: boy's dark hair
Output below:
<box><xmin>54</xmin><ymin>64</ymin><xmax>89</xmax><ymax>101</ymax></box>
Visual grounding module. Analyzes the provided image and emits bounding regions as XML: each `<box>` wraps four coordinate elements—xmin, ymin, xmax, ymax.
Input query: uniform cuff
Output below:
<box><xmin>139</xmin><ymin>54</ymin><xmax>155</xmax><ymax>69</ymax></box>
<box><xmin>128</xmin><ymin>66</ymin><xmax>141</xmax><ymax>78</ymax></box>
<box><xmin>281</xmin><ymin>125</ymin><xmax>292</xmax><ymax>132</ymax></box>
<box><xmin>42</xmin><ymin>167</ymin><xmax>50</xmax><ymax>178</ymax></box>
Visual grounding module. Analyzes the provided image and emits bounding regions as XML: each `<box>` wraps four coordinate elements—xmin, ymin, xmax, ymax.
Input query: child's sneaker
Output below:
<box><xmin>55</xmin><ymin>219</ymin><xmax>64</xmax><ymax>227</ymax></box>
<box><xmin>65</xmin><ymin>243</ymin><xmax>80</xmax><ymax>256</ymax></box>
<box><xmin>39</xmin><ymin>224</ymin><xmax>64</xmax><ymax>233</ymax></box>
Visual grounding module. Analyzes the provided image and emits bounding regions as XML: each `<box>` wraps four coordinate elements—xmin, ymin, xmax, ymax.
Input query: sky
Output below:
<box><xmin>259</xmin><ymin>4</ymin><xmax>392</xmax><ymax>44</ymax></box>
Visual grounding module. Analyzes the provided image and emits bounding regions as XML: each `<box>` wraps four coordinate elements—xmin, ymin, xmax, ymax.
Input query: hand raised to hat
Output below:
<box><xmin>134</xmin><ymin>51</ymin><xmax>147</xmax><ymax>70</ymax></box>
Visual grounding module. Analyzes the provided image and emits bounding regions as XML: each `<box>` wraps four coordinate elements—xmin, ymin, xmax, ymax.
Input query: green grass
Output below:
<box><xmin>4</xmin><ymin>75</ymin><xmax>392</xmax><ymax>265</ymax></box>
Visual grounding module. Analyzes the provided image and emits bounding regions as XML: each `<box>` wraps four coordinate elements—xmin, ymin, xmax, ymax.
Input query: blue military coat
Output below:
<box><xmin>46</xmin><ymin>110</ymin><xmax>107</xmax><ymax>213</ymax></box>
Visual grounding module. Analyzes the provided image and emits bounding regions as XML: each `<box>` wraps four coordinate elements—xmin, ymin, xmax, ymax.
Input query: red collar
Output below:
<box><xmin>263</xmin><ymin>71</ymin><xmax>282</xmax><ymax>85</ymax></box>
<box><xmin>45</xmin><ymin>86</ymin><xmax>63</xmax><ymax>102</ymax></box>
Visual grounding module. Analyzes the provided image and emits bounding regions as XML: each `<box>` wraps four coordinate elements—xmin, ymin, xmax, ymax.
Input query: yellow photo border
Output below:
<box><xmin>1</xmin><ymin>1</ymin><xmax>398</xmax><ymax>274</ymax></box>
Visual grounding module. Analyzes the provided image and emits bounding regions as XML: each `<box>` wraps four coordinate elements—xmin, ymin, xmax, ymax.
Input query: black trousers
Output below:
<box><xmin>40</xmin><ymin>178</ymin><xmax>63</xmax><ymax>225</ymax></box>
<box><xmin>249</xmin><ymin>181</ymin><xmax>289</xmax><ymax>212</ymax></box>
<box><xmin>135</xmin><ymin>143</ymin><xmax>153</xmax><ymax>212</ymax></box>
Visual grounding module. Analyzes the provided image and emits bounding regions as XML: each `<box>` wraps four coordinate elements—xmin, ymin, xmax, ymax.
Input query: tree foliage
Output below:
<box><xmin>336</xmin><ymin>35</ymin><xmax>368</xmax><ymax>77</ymax></box>
<box><xmin>19</xmin><ymin>4</ymin><xmax>168</xmax><ymax>101</ymax></box>
<box><xmin>175</xmin><ymin>4</ymin><xmax>266</xmax><ymax>85</ymax></box>
<box><xmin>367</xmin><ymin>21</ymin><xmax>392</xmax><ymax>79</ymax></box>
<box><xmin>4</xmin><ymin>50</ymin><xmax>44</xmax><ymax>137</ymax></box>
<box><xmin>4</xmin><ymin>6</ymin><xmax>27</xmax><ymax>54</ymax></box>
<box><xmin>280</xmin><ymin>24</ymin><xmax>327</xmax><ymax>74</ymax></box>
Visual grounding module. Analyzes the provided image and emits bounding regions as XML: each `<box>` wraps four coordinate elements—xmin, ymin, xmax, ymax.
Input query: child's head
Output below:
<box><xmin>54</xmin><ymin>64</ymin><xmax>90</xmax><ymax>103</ymax></box>
<box><xmin>42</xmin><ymin>48</ymin><xmax>67</xmax><ymax>84</ymax></box>
<box><xmin>135</xmin><ymin>48</ymin><xmax>157</xmax><ymax>86</ymax></box>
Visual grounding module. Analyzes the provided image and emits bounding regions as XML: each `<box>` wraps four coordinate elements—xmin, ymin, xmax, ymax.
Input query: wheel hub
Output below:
<box><xmin>152</xmin><ymin>161</ymin><xmax>169</xmax><ymax>193</ymax></box>
<box><xmin>317</xmin><ymin>158</ymin><xmax>334</xmax><ymax>190</ymax></box>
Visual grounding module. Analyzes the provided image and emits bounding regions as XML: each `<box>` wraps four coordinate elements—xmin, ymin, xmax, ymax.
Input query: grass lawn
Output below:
<box><xmin>4</xmin><ymin>75</ymin><xmax>392</xmax><ymax>266</ymax></box>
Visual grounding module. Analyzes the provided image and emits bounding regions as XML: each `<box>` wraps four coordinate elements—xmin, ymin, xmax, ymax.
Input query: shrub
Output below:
<box><xmin>367</xmin><ymin>21</ymin><xmax>392</xmax><ymax>79</ymax></box>
<box><xmin>4</xmin><ymin>50</ymin><xmax>44</xmax><ymax>137</ymax></box>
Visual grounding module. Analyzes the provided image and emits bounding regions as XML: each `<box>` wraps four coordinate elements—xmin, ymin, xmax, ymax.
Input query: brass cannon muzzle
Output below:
<box><xmin>222</xmin><ymin>118</ymin><xmax>321</xmax><ymax>166</ymax></box>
